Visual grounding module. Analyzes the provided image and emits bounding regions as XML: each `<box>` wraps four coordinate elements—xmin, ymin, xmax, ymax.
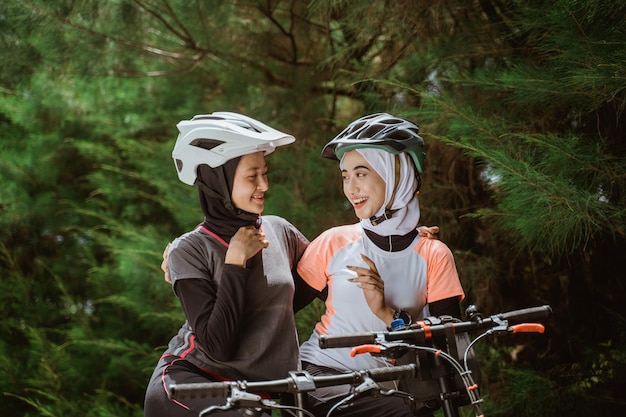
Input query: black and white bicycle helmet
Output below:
<box><xmin>322</xmin><ymin>113</ymin><xmax>425</xmax><ymax>173</ymax></box>
<box><xmin>172</xmin><ymin>112</ymin><xmax>295</xmax><ymax>185</ymax></box>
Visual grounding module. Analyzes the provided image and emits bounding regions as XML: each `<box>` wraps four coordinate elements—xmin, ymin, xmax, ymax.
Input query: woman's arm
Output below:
<box><xmin>428</xmin><ymin>296</ymin><xmax>462</xmax><ymax>319</ymax></box>
<box><xmin>169</xmin><ymin>226</ymin><xmax>266</xmax><ymax>361</ymax></box>
<box><xmin>173</xmin><ymin>264</ymin><xmax>249</xmax><ymax>362</ymax></box>
<box><xmin>293</xmin><ymin>272</ymin><xmax>327</xmax><ymax>313</ymax></box>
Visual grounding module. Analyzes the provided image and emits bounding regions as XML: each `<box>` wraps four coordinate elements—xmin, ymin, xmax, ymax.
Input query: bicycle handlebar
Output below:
<box><xmin>168</xmin><ymin>363</ymin><xmax>417</xmax><ymax>401</ymax></box>
<box><xmin>319</xmin><ymin>305</ymin><xmax>552</xmax><ymax>349</ymax></box>
<box><xmin>498</xmin><ymin>305</ymin><xmax>552</xmax><ymax>323</ymax></box>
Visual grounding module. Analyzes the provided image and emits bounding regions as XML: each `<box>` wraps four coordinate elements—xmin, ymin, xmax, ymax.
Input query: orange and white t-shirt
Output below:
<box><xmin>297</xmin><ymin>223</ymin><xmax>464</xmax><ymax>372</ymax></box>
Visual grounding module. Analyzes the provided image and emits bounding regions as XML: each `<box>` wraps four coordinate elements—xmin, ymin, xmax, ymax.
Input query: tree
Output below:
<box><xmin>411</xmin><ymin>0</ymin><xmax>626</xmax><ymax>413</ymax></box>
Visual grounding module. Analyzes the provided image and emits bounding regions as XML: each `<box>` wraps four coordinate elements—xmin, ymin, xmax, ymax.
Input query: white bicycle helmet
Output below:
<box><xmin>322</xmin><ymin>113</ymin><xmax>425</xmax><ymax>173</ymax></box>
<box><xmin>172</xmin><ymin>112</ymin><xmax>295</xmax><ymax>185</ymax></box>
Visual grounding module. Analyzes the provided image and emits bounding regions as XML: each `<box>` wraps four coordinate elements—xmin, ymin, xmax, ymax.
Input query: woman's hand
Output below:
<box><xmin>347</xmin><ymin>254</ymin><xmax>394</xmax><ymax>326</ymax></box>
<box><xmin>225</xmin><ymin>225</ymin><xmax>269</xmax><ymax>267</ymax></box>
<box><xmin>418</xmin><ymin>225</ymin><xmax>439</xmax><ymax>239</ymax></box>
<box><xmin>160</xmin><ymin>224</ymin><xmax>269</xmax><ymax>283</ymax></box>
<box><xmin>162</xmin><ymin>242</ymin><xmax>172</xmax><ymax>284</ymax></box>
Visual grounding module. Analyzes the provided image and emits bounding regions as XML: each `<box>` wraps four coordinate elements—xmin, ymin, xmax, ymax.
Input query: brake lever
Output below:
<box><xmin>350</xmin><ymin>342</ymin><xmax>409</xmax><ymax>359</ymax></box>
<box><xmin>199</xmin><ymin>404</ymin><xmax>235</xmax><ymax>417</ymax></box>
<box><xmin>378</xmin><ymin>388</ymin><xmax>415</xmax><ymax>402</ymax></box>
<box><xmin>510</xmin><ymin>323</ymin><xmax>545</xmax><ymax>334</ymax></box>
<box><xmin>198</xmin><ymin>388</ymin><xmax>272</xmax><ymax>416</ymax></box>
<box><xmin>351</xmin><ymin>376</ymin><xmax>414</xmax><ymax>401</ymax></box>
<box><xmin>229</xmin><ymin>388</ymin><xmax>265</xmax><ymax>408</ymax></box>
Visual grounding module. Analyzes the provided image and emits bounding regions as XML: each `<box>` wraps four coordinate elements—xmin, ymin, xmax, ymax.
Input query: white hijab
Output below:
<box><xmin>340</xmin><ymin>148</ymin><xmax>421</xmax><ymax>236</ymax></box>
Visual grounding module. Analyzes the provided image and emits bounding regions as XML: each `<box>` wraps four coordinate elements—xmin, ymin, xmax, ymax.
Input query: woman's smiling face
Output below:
<box><xmin>231</xmin><ymin>151</ymin><xmax>269</xmax><ymax>214</ymax></box>
<box><xmin>341</xmin><ymin>150</ymin><xmax>386</xmax><ymax>220</ymax></box>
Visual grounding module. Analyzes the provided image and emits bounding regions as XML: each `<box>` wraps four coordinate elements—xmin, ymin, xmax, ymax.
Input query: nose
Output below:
<box><xmin>257</xmin><ymin>175</ymin><xmax>269</xmax><ymax>191</ymax></box>
<box><xmin>344</xmin><ymin>177</ymin><xmax>357</xmax><ymax>196</ymax></box>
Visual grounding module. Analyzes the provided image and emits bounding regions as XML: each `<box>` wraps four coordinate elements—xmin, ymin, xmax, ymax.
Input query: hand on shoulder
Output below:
<box><xmin>418</xmin><ymin>225</ymin><xmax>439</xmax><ymax>239</ymax></box>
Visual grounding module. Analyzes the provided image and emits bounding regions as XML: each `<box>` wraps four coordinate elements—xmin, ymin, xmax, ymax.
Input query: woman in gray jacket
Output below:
<box><xmin>144</xmin><ymin>112</ymin><xmax>309</xmax><ymax>417</ymax></box>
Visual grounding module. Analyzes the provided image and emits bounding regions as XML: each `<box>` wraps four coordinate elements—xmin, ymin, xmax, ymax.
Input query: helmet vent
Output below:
<box><xmin>190</xmin><ymin>115</ymin><xmax>261</xmax><ymax>132</ymax></box>
<box><xmin>190</xmin><ymin>138</ymin><xmax>225</xmax><ymax>151</ymax></box>
<box><xmin>360</xmin><ymin>125</ymin><xmax>384</xmax><ymax>138</ymax></box>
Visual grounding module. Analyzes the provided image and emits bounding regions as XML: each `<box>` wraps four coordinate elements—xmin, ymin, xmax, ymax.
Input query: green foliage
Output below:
<box><xmin>473</xmin><ymin>331</ymin><xmax>626</xmax><ymax>416</ymax></box>
<box><xmin>430</xmin><ymin>126</ymin><xmax>626</xmax><ymax>255</ymax></box>
<box><xmin>411</xmin><ymin>0</ymin><xmax>626</xmax><ymax>258</ymax></box>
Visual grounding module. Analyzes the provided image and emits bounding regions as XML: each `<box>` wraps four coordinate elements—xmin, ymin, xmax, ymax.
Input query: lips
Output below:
<box><xmin>352</xmin><ymin>196</ymin><xmax>367</xmax><ymax>208</ymax></box>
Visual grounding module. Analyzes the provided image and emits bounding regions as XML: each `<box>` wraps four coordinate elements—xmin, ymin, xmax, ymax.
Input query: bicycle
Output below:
<box><xmin>167</xmin><ymin>304</ymin><xmax>552</xmax><ymax>417</ymax></box>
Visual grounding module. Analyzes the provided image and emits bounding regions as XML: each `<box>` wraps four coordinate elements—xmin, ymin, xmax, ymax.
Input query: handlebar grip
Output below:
<box><xmin>498</xmin><ymin>305</ymin><xmax>552</xmax><ymax>324</ymax></box>
<box><xmin>319</xmin><ymin>332</ymin><xmax>377</xmax><ymax>349</ymax></box>
<box><xmin>367</xmin><ymin>364</ymin><xmax>417</xmax><ymax>382</ymax></box>
<box><xmin>168</xmin><ymin>381</ymin><xmax>232</xmax><ymax>400</ymax></box>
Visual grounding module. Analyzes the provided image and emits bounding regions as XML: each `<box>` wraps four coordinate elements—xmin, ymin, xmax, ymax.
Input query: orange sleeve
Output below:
<box><xmin>418</xmin><ymin>239</ymin><xmax>465</xmax><ymax>302</ymax></box>
<box><xmin>297</xmin><ymin>224</ymin><xmax>361</xmax><ymax>291</ymax></box>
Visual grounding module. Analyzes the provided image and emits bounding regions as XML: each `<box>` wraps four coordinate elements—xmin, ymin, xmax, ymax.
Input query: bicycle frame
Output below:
<box><xmin>167</xmin><ymin>304</ymin><xmax>552</xmax><ymax>417</ymax></box>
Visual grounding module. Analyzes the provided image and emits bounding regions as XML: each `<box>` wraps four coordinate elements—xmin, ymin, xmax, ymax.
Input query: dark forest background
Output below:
<box><xmin>1</xmin><ymin>1</ymin><xmax>625</xmax><ymax>416</ymax></box>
